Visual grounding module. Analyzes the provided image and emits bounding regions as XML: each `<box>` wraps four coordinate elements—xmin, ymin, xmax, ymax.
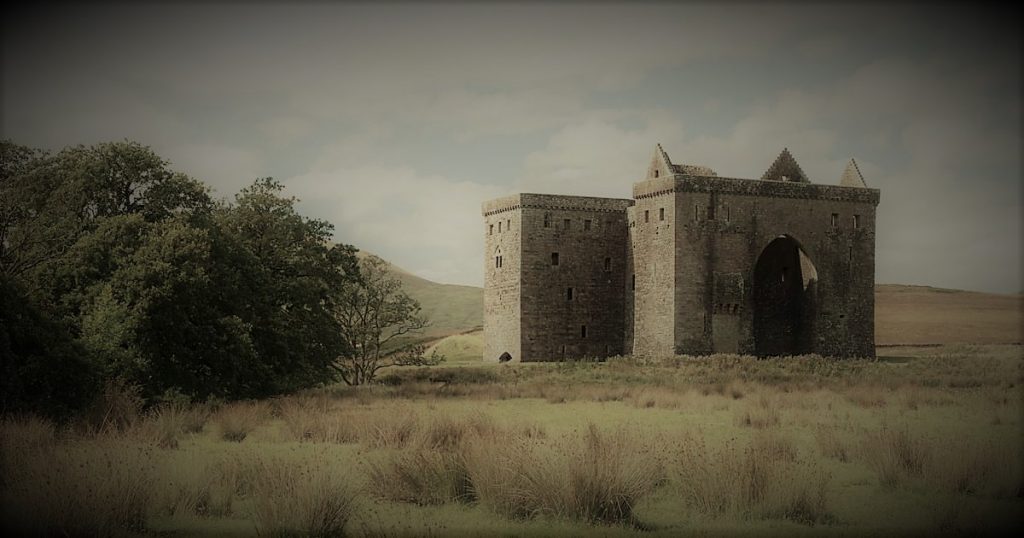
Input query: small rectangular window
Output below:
<box><xmin>853</xmin><ymin>215</ymin><xmax>860</xmax><ymax>229</ymax></box>
<box><xmin>581</xmin><ymin>325</ymin><xmax>587</xmax><ymax>338</ymax></box>
<box><xmin>831</xmin><ymin>213</ymin><xmax>839</xmax><ymax>227</ymax></box>
<box><xmin>489</xmin><ymin>224</ymin><xmax>493</xmax><ymax>235</ymax></box>
<box><xmin>498</xmin><ymin>221</ymin><xmax>502</xmax><ymax>233</ymax></box>
<box><xmin>564</xmin><ymin>218</ymin><xmax>571</xmax><ymax>230</ymax></box>
<box><xmin>551</xmin><ymin>252</ymin><xmax>559</xmax><ymax>266</ymax></box>
<box><xmin>659</xmin><ymin>207</ymin><xmax>665</xmax><ymax>221</ymax></box>
<box><xmin>726</xmin><ymin>206</ymin><xmax>731</xmax><ymax>222</ymax></box>
<box><xmin>631</xmin><ymin>274</ymin><xmax>636</xmax><ymax>290</ymax></box>
<box><xmin>694</xmin><ymin>204</ymin><xmax>700</xmax><ymax>221</ymax></box>
<box><xmin>507</xmin><ymin>219</ymin><xmax>511</xmax><ymax>231</ymax></box>
<box><xmin>544</xmin><ymin>214</ymin><xmax>550</xmax><ymax>228</ymax></box>
<box><xmin>644</xmin><ymin>210</ymin><xmax>650</xmax><ymax>223</ymax></box>
<box><xmin>567</xmin><ymin>287</ymin><xmax>573</xmax><ymax>300</ymax></box>
<box><xmin>707</xmin><ymin>205</ymin><xmax>715</xmax><ymax>220</ymax></box>
<box><xmin>584</xmin><ymin>219</ymin><xmax>591</xmax><ymax>230</ymax></box>
<box><xmin>604</xmin><ymin>257</ymin><xmax>611</xmax><ymax>272</ymax></box>
<box><xmin>495</xmin><ymin>256</ymin><xmax>500</xmax><ymax>268</ymax></box>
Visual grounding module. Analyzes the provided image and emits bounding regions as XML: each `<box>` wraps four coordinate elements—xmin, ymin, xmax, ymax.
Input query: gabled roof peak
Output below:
<box><xmin>647</xmin><ymin>144</ymin><xmax>717</xmax><ymax>179</ymax></box>
<box><xmin>839</xmin><ymin>158</ymin><xmax>867</xmax><ymax>188</ymax></box>
<box><xmin>761</xmin><ymin>148</ymin><xmax>810</xmax><ymax>183</ymax></box>
<box><xmin>646</xmin><ymin>143</ymin><xmax>674</xmax><ymax>179</ymax></box>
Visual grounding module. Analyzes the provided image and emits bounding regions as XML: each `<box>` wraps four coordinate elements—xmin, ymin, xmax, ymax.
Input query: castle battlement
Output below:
<box><xmin>634</xmin><ymin>175</ymin><xmax>880</xmax><ymax>204</ymax></box>
<box><xmin>483</xmin><ymin>193</ymin><xmax>633</xmax><ymax>216</ymax></box>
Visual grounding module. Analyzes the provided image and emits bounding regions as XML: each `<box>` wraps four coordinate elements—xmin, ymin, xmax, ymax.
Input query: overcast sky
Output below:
<box><xmin>3</xmin><ymin>3</ymin><xmax>1021</xmax><ymax>293</ymax></box>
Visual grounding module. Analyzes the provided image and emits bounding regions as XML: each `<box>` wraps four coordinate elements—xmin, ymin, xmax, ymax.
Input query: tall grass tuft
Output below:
<box><xmin>215</xmin><ymin>401</ymin><xmax>267</xmax><ymax>442</ymax></box>
<box><xmin>0</xmin><ymin>438</ymin><xmax>157</xmax><ymax>536</ymax></box>
<box><xmin>467</xmin><ymin>423</ymin><xmax>663</xmax><ymax>525</ymax></box>
<box><xmin>78</xmin><ymin>378</ymin><xmax>145</xmax><ymax>435</ymax></box>
<box><xmin>156</xmin><ymin>462</ymin><xmax>235</xmax><ymax>518</ymax></box>
<box><xmin>366</xmin><ymin>449</ymin><xmax>472</xmax><ymax>505</ymax></box>
<box><xmin>278</xmin><ymin>397</ymin><xmax>358</xmax><ymax>444</ymax></box>
<box><xmin>674</xmin><ymin>431</ymin><xmax>831</xmax><ymax>524</ymax></box>
<box><xmin>734</xmin><ymin>393</ymin><xmax>781</xmax><ymax>429</ymax></box>
<box><xmin>856</xmin><ymin>426</ymin><xmax>930</xmax><ymax>488</ymax></box>
<box><xmin>252</xmin><ymin>456</ymin><xmax>358</xmax><ymax>538</ymax></box>
<box><xmin>815</xmin><ymin>426</ymin><xmax>850</xmax><ymax>462</ymax></box>
<box><xmin>927</xmin><ymin>439</ymin><xmax>1023</xmax><ymax>497</ymax></box>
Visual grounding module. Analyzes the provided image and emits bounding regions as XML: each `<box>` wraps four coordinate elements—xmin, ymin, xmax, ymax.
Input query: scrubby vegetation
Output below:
<box><xmin>1</xmin><ymin>344</ymin><xmax>1021</xmax><ymax>536</ymax></box>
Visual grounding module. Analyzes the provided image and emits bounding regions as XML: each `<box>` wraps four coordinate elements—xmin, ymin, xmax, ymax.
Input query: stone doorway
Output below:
<box><xmin>753</xmin><ymin>236</ymin><xmax>818</xmax><ymax>357</ymax></box>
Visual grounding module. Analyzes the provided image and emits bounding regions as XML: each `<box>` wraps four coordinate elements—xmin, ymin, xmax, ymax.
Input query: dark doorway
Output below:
<box><xmin>753</xmin><ymin>236</ymin><xmax>818</xmax><ymax>357</ymax></box>
<box><xmin>498</xmin><ymin>352</ymin><xmax>512</xmax><ymax>363</ymax></box>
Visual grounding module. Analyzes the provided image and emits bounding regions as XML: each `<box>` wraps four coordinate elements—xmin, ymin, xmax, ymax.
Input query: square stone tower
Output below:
<box><xmin>482</xmin><ymin>145</ymin><xmax>880</xmax><ymax>362</ymax></box>
<box><xmin>483</xmin><ymin>194</ymin><xmax>632</xmax><ymax>362</ymax></box>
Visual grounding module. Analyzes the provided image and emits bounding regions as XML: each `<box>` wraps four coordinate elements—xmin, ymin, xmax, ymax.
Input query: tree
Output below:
<box><xmin>2</xmin><ymin>140</ymin><xmax>364</xmax><ymax>405</ymax></box>
<box><xmin>0</xmin><ymin>275</ymin><xmax>98</xmax><ymax>419</ymax></box>
<box><xmin>332</xmin><ymin>255</ymin><xmax>430</xmax><ymax>385</ymax></box>
<box><xmin>214</xmin><ymin>178</ymin><xmax>360</xmax><ymax>396</ymax></box>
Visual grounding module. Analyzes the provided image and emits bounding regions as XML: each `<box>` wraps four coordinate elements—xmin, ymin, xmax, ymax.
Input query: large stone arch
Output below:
<box><xmin>753</xmin><ymin>235</ymin><xmax>819</xmax><ymax>357</ymax></box>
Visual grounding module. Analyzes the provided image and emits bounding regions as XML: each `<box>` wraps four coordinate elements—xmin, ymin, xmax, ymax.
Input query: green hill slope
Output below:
<box><xmin>356</xmin><ymin>252</ymin><xmax>483</xmax><ymax>338</ymax></box>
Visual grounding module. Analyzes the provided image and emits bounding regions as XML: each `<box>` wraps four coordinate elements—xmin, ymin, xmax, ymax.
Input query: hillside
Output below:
<box><xmin>874</xmin><ymin>284</ymin><xmax>1022</xmax><ymax>345</ymax></box>
<box><xmin>363</xmin><ymin>252</ymin><xmax>1021</xmax><ymax>348</ymax></box>
<box><xmin>356</xmin><ymin>252</ymin><xmax>482</xmax><ymax>338</ymax></box>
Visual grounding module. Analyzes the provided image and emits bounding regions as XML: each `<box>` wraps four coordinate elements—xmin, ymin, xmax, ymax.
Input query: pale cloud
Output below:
<box><xmin>285</xmin><ymin>166</ymin><xmax>504</xmax><ymax>286</ymax></box>
<box><xmin>519</xmin><ymin>115</ymin><xmax>687</xmax><ymax>199</ymax></box>
<box><xmin>163</xmin><ymin>144</ymin><xmax>267</xmax><ymax>200</ymax></box>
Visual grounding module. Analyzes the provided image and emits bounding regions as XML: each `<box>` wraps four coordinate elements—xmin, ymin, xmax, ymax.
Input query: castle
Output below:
<box><xmin>482</xmin><ymin>145</ymin><xmax>880</xmax><ymax>361</ymax></box>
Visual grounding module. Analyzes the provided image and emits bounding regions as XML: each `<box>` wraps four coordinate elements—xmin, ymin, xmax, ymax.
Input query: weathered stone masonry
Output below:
<box><xmin>483</xmin><ymin>145</ymin><xmax>880</xmax><ymax>362</ymax></box>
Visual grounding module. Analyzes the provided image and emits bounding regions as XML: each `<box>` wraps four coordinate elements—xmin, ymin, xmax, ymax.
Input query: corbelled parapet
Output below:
<box><xmin>633</xmin><ymin>174</ymin><xmax>880</xmax><ymax>205</ymax></box>
<box><xmin>482</xmin><ymin>193</ymin><xmax>633</xmax><ymax>216</ymax></box>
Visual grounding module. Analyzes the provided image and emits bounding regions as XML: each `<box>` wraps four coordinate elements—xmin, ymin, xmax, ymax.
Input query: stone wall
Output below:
<box><xmin>482</xmin><ymin>196</ymin><xmax>522</xmax><ymax>362</ymax></box>
<box><xmin>517</xmin><ymin>194</ymin><xmax>632</xmax><ymax>361</ymax></box>
<box><xmin>630</xmin><ymin>179</ymin><xmax>677</xmax><ymax>357</ymax></box>
<box><xmin>671</xmin><ymin>175</ymin><xmax>879</xmax><ymax>357</ymax></box>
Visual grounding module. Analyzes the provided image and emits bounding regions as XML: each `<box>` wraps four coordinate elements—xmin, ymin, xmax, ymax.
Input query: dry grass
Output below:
<box><xmin>215</xmin><ymin>401</ymin><xmax>268</xmax><ymax>442</ymax></box>
<box><xmin>0</xmin><ymin>343</ymin><xmax>1019</xmax><ymax>535</ymax></box>
<box><xmin>278</xmin><ymin>397</ymin><xmax>360</xmax><ymax>444</ymax></box>
<box><xmin>363</xmin><ymin>417</ymin><xmax>662</xmax><ymax>526</ymax></box>
<box><xmin>856</xmin><ymin>425</ymin><xmax>931</xmax><ymax>488</ymax></box>
<box><xmin>927</xmin><ymin>439</ymin><xmax>1024</xmax><ymax>497</ymax></box>
<box><xmin>367</xmin><ymin>449</ymin><xmax>472</xmax><ymax>505</ymax></box>
<box><xmin>674</xmin><ymin>431</ymin><xmax>831</xmax><ymax>524</ymax></box>
<box><xmin>467</xmin><ymin>424</ymin><xmax>663</xmax><ymax>525</ymax></box>
<box><xmin>77</xmin><ymin>378</ymin><xmax>146</xmax><ymax>435</ymax></box>
<box><xmin>252</xmin><ymin>456</ymin><xmax>359</xmax><ymax>538</ymax></box>
<box><xmin>0</xmin><ymin>437</ymin><xmax>157</xmax><ymax>536</ymax></box>
<box><xmin>156</xmin><ymin>462</ymin><xmax>235</xmax><ymax>518</ymax></box>
<box><xmin>814</xmin><ymin>426</ymin><xmax>851</xmax><ymax>463</ymax></box>
<box><xmin>734</xmin><ymin>393</ymin><xmax>782</xmax><ymax>429</ymax></box>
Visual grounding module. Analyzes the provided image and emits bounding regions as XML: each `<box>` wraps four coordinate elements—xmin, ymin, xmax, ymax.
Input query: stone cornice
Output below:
<box><xmin>482</xmin><ymin>193</ymin><xmax>634</xmax><ymax>216</ymax></box>
<box><xmin>634</xmin><ymin>175</ymin><xmax>880</xmax><ymax>205</ymax></box>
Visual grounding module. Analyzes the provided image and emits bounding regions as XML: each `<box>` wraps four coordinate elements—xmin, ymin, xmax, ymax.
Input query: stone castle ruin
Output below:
<box><xmin>482</xmin><ymin>145</ymin><xmax>879</xmax><ymax>361</ymax></box>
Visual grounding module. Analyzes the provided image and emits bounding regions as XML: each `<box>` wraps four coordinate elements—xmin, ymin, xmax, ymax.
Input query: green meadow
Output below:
<box><xmin>3</xmin><ymin>344</ymin><xmax>1021</xmax><ymax>537</ymax></box>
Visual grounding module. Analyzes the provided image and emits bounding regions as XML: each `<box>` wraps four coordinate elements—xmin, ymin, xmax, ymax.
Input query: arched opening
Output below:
<box><xmin>753</xmin><ymin>236</ymin><xmax>818</xmax><ymax>357</ymax></box>
<box><xmin>498</xmin><ymin>352</ymin><xmax>512</xmax><ymax>363</ymax></box>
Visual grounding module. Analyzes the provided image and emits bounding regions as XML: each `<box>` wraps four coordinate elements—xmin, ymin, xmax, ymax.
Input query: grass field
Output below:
<box><xmin>3</xmin><ymin>344</ymin><xmax>1021</xmax><ymax>536</ymax></box>
<box><xmin>875</xmin><ymin>284</ymin><xmax>1022</xmax><ymax>345</ymax></box>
